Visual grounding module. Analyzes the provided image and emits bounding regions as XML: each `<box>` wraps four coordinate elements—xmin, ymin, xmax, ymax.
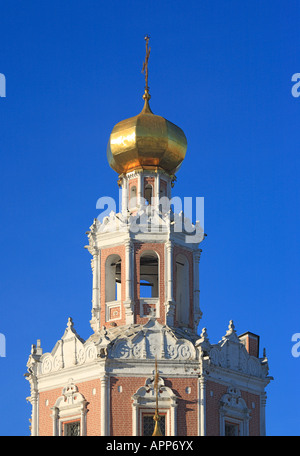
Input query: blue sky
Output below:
<box><xmin>0</xmin><ymin>0</ymin><xmax>299</xmax><ymax>436</ymax></box>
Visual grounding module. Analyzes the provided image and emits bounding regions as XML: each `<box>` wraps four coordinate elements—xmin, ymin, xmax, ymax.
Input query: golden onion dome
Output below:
<box><xmin>106</xmin><ymin>91</ymin><xmax>187</xmax><ymax>175</ymax></box>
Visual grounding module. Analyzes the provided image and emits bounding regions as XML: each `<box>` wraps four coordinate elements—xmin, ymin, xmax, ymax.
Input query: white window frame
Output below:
<box><xmin>132</xmin><ymin>376</ymin><xmax>177</xmax><ymax>436</ymax></box>
<box><xmin>219</xmin><ymin>386</ymin><xmax>250</xmax><ymax>436</ymax></box>
<box><xmin>51</xmin><ymin>380</ymin><xmax>88</xmax><ymax>436</ymax></box>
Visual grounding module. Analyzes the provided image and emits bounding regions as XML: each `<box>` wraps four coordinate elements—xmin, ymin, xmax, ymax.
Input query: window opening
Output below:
<box><xmin>140</xmin><ymin>253</ymin><xmax>158</xmax><ymax>298</ymax></box>
<box><xmin>143</xmin><ymin>414</ymin><xmax>166</xmax><ymax>436</ymax></box>
<box><xmin>64</xmin><ymin>421</ymin><xmax>80</xmax><ymax>436</ymax></box>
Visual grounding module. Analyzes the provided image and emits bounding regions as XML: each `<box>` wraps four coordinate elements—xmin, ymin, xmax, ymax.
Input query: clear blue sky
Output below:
<box><xmin>0</xmin><ymin>0</ymin><xmax>299</xmax><ymax>436</ymax></box>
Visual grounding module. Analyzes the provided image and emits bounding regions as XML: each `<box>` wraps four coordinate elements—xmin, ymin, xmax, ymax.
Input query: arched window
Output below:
<box><xmin>105</xmin><ymin>254</ymin><xmax>122</xmax><ymax>303</ymax></box>
<box><xmin>144</xmin><ymin>184</ymin><xmax>153</xmax><ymax>206</ymax></box>
<box><xmin>175</xmin><ymin>254</ymin><xmax>189</xmax><ymax>326</ymax></box>
<box><xmin>139</xmin><ymin>252</ymin><xmax>159</xmax><ymax>299</ymax></box>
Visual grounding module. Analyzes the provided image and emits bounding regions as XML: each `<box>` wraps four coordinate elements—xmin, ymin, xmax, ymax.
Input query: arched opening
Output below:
<box><xmin>139</xmin><ymin>252</ymin><xmax>159</xmax><ymax>298</ymax></box>
<box><xmin>175</xmin><ymin>254</ymin><xmax>189</xmax><ymax>325</ymax></box>
<box><xmin>159</xmin><ymin>180</ymin><xmax>168</xmax><ymax>213</ymax></box>
<box><xmin>105</xmin><ymin>254</ymin><xmax>122</xmax><ymax>303</ymax></box>
<box><xmin>144</xmin><ymin>184</ymin><xmax>153</xmax><ymax>206</ymax></box>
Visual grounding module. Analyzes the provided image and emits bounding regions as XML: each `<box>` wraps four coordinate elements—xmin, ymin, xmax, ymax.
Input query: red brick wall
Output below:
<box><xmin>165</xmin><ymin>377</ymin><xmax>198</xmax><ymax>436</ymax></box>
<box><xmin>241</xmin><ymin>390</ymin><xmax>260</xmax><ymax>436</ymax></box>
<box><xmin>205</xmin><ymin>381</ymin><xmax>227</xmax><ymax>435</ymax></box>
<box><xmin>110</xmin><ymin>376</ymin><xmax>147</xmax><ymax>436</ymax></box>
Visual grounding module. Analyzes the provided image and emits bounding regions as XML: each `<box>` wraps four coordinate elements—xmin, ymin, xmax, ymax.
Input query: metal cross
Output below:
<box><xmin>142</xmin><ymin>35</ymin><xmax>151</xmax><ymax>91</ymax></box>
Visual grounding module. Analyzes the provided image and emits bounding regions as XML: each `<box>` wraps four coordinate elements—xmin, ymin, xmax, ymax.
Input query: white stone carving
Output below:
<box><xmin>196</xmin><ymin>321</ymin><xmax>270</xmax><ymax>380</ymax></box>
<box><xmin>109</xmin><ymin>318</ymin><xmax>196</xmax><ymax>361</ymax></box>
<box><xmin>51</xmin><ymin>379</ymin><xmax>88</xmax><ymax>436</ymax></box>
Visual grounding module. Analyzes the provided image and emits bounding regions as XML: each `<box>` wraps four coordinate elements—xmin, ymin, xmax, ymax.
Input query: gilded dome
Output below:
<box><xmin>107</xmin><ymin>92</ymin><xmax>187</xmax><ymax>175</ymax></box>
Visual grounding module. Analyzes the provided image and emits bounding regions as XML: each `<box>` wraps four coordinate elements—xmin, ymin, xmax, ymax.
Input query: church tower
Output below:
<box><xmin>25</xmin><ymin>38</ymin><xmax>271</xmax><ymax>437</ymax></box>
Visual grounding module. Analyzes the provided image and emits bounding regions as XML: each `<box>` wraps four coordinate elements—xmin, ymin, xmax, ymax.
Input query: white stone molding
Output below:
<box><xmin>51</xmin><ymin>379</ymin><xmax>88</xmax><ymax>436</ymax></box>
<box><xmin>132</xmin><ymin>376</ymin><xmax>178</xmax><ymax>436</ymax></box>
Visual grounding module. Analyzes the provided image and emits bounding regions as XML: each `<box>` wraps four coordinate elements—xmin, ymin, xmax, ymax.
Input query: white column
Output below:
<box><xmin>90</xmin><ymin>248</ymin><xmax>101</xmax><ymax>333</ymax></box>
<box><xmin>125</xmin><ymin>240</ymin><xmax>132</xmax><ymax>301</ymax></box>
<box><xmin>198</xmin><ymin>376</ymin><xmax>206</xmax><ymax>436</ymax></box>
<box><xmin>193</xmin><ymin>249</ymin><xmax>202</xmax><ymax>330</ymax></box>
<box><xmin>100</xmin><ymin>374</ymin><xmax>109</xmax><ymax>436</ymax></box>
<box><xmin>92</xmin><ymin>248</ymin><xmax>100</xmax><ymax>309</ymax></box>
<box><xmin>124</xmin><ymin>239</ymin><xmax>134</xmax><ymax>324</ymax></box>
<box><xmin>132</xmin><ymin>403</ymin><xmax>139</xmax><ymax>436</ymax></box>
<box><xmin>80</xmin><ymin>403</ymin><xmax>87</xmax><ymax>436</ymax></box>
<box><xmin>154</xmin><ymin>173</ymin><xmax>160</xmax><ymax>212</ymax></box>
<box><xmin>137</xmin><ymin>173</ymin><xmax>142</xmax><ymax>209</ymax></box>
<box><xmin>166</xmin><ymin>241</ymin><xmax>173</xmax><ymax>302</ymax></box>
<box><xmin>165</xmin><ymin>240</ymin><xmax>175</xmax><ymax>326</ymax></box>
<box><xmin>51</xmin><ymin>406</ymin><xmax>59</xmax><ymax>436</ymax></box>
<box><xmin>170</xmin><ymin>403</ymin><xmax>177</xmax><ymax>436</ymax></box>
<box><xmin>122</xmin><ymin>178</ymin><xmax>128</xmax><ymax>215</ymax></box>
<box><xmin>30</xmin><ymin>390</ymin><xmax>39</xmax><ymax>436</ymax></box>
<box><xmin>260</xmin><ymin>392</ymin><xmax>267</xmax><ymax>436</ymax></box>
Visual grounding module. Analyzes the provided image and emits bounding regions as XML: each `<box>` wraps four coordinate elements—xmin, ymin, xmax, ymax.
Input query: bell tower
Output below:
<box><xmin>88</xmin><ymin>37</ymin><xmax>203</xmax><ymax>335</ymax></box>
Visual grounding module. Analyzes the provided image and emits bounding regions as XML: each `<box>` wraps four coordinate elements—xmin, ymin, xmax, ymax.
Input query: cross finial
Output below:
<box><xmin>142</xmin><ymin>35</ymin><xmax>151</xmax><ymax>100</ymax></box>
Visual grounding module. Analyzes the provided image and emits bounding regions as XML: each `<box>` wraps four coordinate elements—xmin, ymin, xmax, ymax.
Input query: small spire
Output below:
<box><xmin>226</xmin><ymin>320</ymin><xmax>236</xmax><ymax>335</ymax></box>
<box><xmin>141</xmin><ymin>35</ymin><xmax>153</xmax><ymax>113</ymax></box>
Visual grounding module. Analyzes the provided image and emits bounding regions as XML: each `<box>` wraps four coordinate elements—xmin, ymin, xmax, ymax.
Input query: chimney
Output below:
<box><xmin>238</xmin><ymin>332</ymin><xmax>260</xmax><ymax>358</ymax></box>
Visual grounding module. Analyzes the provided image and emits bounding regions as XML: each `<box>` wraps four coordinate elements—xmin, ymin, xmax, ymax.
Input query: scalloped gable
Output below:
<box><xmin>40</xmin><ymin>318</ymin><xmax>86</xmax><ymax>373</ymax></box>
<box><xmin>197</xmin><ymin>321</ymin><xmax>270</xmax><ymax>379</ymax></box>
<box><xmin>108</xmin><ymin>318</ymin><xmax>197</xmax><ymax>361</ymax></box>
